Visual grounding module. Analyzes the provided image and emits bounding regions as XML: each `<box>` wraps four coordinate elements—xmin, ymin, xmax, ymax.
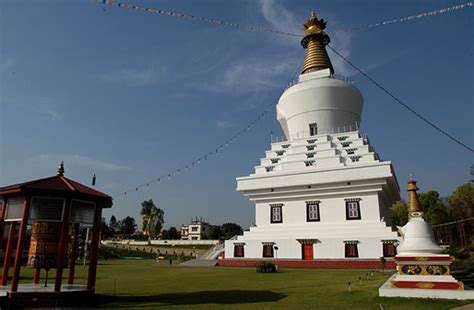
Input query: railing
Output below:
<box><xmin>283</xmin><ymin>74</ymin><xmax>354</xmax><ymax>92</ymax></box>
<box><xmin>271</xmin><ymin>123</ymin><xmax>360</xmax><ymax>143</ymax></box>
<box><xmin>200</xmin><ymin>235</ymin><xmax>240</xmax><ymax>260</ymax></box>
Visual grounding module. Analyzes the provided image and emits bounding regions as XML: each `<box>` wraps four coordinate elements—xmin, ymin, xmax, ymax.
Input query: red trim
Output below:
<box><xmin>87</xmin><ymin>206</ymin><xmax>102</xmax><ymax>290</ymax></box>
<box><xmin>392</xmin><ymin>281</ymin><xmax>463</xmax><ymax>290</ymax></box>
<box><xmin>1</xmin><ymin>222</ymin><xmax>17</xmax><ymax>286</ymax></box>
<box><xmin>68</xmin><ymin>223</ymin><xmax>80</xmax><ymax>284</ymax></box>
<box><xmin>218</xmin><ymin>259</ymin><xmax>396</xmax><ymax>269</ymax></box>
<box><xmin>11</xmin><ymin>197</ymin><xmax>30</xmax><ymax>292</ymax></box>
<box><xmin>0</xmin><ymin>198</ymin><xmax>7</xmax><ymax>255</ymax></box>
<box><xmin>33</xmin><ymin>268</ymin><xmax>41</xmax><ymax>285</ymax></box>
<box><xmin>54</xmin><ymin>198</ymin><xmax>72</xmax><ymax>292</ymax></box>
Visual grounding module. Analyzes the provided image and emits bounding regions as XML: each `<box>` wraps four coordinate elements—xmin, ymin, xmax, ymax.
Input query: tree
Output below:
<box><xmin>109</xmin><ymin>215</ymin><xmax>119</xmax><ymax>235</ymax></box>
<box><xmin>221</xmin><ymin>223</ymin><xmax>243</xmax><ymax>240</ymax></box>
<box><xmin>389</xmin><ymin>200</ymin><xmax>408</xmax><ymax>230</ymax></box>
<box><xmin>419</xmin><ymin>191</ymin><xmax>447</xmax><ymax>226</ymax></box>
<box><xmin>168</xmin><ymin>227</ymin><xmax>180</xmax><ymax>240</ymax></box>
<box><xmin>204</xmin><ymin>225</ymin><xmax>222</xmax><ymax>240</ymax></box>
<box><xmin>140</xmin><ymin>199</ymin><xmax>164</xmax><ymax>239</ymax></box>
<box><xmin>118</xmin><ymin>216</ymin><xmax>137</xmax><ymax>235</ymax></box>
<box><xmin>160</xmin><ymin>230</ymin><xmax>169</xmax><ymax>240</ymax></box>
<box><xmin>449</xmin><ymin>183</ymin><xmax>474</xmax><ymax>220</ymax></box>
<box><xmin>448</xmin><ymin>183</ymin><xmax>474</xmax><ymax>245</ymax></box>
<box><xmin>101</xmin><ymin>218</ymin><xmax>113</xmax><ymax>239</ymax></box>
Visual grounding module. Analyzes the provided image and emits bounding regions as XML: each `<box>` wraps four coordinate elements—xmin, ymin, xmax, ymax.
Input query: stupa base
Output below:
<box><xmin>379</xmin><ymin>274</ymin><xmax>474</xmax><ymax>300</ymax></box>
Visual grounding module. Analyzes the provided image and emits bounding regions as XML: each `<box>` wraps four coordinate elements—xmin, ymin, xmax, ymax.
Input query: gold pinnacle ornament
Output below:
<box><xmin>407</xmin><ymin>175</ymin><xmax>423</xmax><ymax>216</ymax></box>
<box><xmin>301</xmin><ymin>11</ymin><xmax>334</xmax><ymax>75</ymax></box>
<box><xmin>57</xmin><ymin>161</ymin><xmax>65</xmax><ymax>176</ymax></box>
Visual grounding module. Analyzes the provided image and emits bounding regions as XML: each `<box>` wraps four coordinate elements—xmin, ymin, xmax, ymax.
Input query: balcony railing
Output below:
<box><xmin>282</xmin><ymin>74</ymin><xmax>354</xmax><ymax>92</ymax></box>
<box><xmin>271</xmin><ymin>123</ymin><xmax>359</xmax><ymax>143</ymax></box>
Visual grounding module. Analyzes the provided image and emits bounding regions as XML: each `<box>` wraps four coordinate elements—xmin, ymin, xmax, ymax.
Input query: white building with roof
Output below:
<box><xmin>180</xmin><ymin>218</ymin><xmax>210</xmax><ymax>241</ymax></box>
<box><xmin>222</xmin><ymin>12</ymin><xmax>400</xmax><ymax>266</ymax></box>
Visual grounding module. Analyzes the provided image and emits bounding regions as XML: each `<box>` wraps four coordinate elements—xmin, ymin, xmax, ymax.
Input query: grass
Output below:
<box><xmin>12</xmin><ymin>259</ymin><xmax>473</xmax><ymax>309</ymax></box>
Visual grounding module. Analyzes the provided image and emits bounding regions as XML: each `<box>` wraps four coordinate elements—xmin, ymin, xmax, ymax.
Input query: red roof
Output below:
<box><xmin>0</xmin><ymin>175</ymin><xmax>112</xmax><ymax>207</ymax></box>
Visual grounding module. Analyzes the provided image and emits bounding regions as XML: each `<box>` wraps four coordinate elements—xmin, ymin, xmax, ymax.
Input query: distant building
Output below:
<box><xmin>180</xmin><ymin>218</ymin><xmax>210</xmax><ymax>240</ymax></box>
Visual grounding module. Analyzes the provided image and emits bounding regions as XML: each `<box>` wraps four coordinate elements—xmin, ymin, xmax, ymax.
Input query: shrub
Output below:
<box><xmin>448</xmin><ymin>245</ymin><xmax>470</xmax><ymax>260</ymax></box>
<box><xmin>256</xmin><ymin>262</ymin><xmax>277</xmax><ymax>273</ymax></box>
<box><xmin>380</xmin><ymin>256</ymin><xmax>386</xmax><ymax>270</ymax></box>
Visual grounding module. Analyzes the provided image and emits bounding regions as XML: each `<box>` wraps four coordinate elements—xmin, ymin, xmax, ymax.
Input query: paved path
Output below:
<box><xmin>179</xmin><ymin>259</ymin><xmax>218</xmax><ymax>267</ymax></box>
<box><xmin>451</xmin><ymin>304</ymin><xmax>474</xmax><ymax>310</ymax></box>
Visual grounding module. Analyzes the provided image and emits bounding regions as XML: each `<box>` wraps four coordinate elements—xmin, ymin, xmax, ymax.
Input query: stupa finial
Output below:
<box><xmin>57</xmin><ymin>161</ymin><xmax>65</xmax><ymax>176</ymax></box>
<box><xmin>300</xmin><ymin>10</ymin><xmax>333</xmax><ymax>74</ymax></box>
<box><xmin>407</xmin><ymin>175</ymin><xmax>423</xmax><ymax>216</ymax></box>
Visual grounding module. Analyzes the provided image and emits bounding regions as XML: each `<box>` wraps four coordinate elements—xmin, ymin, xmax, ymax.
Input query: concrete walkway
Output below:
<box><xmin>451</xmin><ymin>304</ymin><xmax>474</xmax><ymax>310</ymax></box>
<box><xmin>179</xmin><ymin>259</ymin><xmax>218</xmax><ymax>267</ymax></box>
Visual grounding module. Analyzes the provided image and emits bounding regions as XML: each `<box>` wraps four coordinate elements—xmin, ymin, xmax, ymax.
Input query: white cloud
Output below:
<box><xmin>261</xmin><ymin>0</ymin><xmax>301</xmax><ymax>37</ymax></box>
<box><xmin>47</xmin><ymin>110</ymin><xmax>61</xmax><ymax>121</ymax></box>
<box><xmin>0</xmin><ymin>58</ymin><xmax>14</xmax><ymax>72</ymax></box>
<box><xmin>260</xmin><ymin>0</ymin><xmax>356</xmax><ymax>77</ymax></box>
<box><xmin>327</xmin><ymin>29</ymin><xmax>355</xmax><ymax>77</ymax></box>
<box><xmin>31</xmin><ymin>154</ymin><xmax>131</xmax><ymax>172</ymax></box>
<box><xmin>101</xmin><ymin>64</ymin><xmax>167</xmax><ymax>86</ymax></box>
<box><xmin>200</xmin><ymin>55</ymin><xmax>299</xmax><ymax>95</ymax></box>
<box><xmin>216</xmin><ymin>120</ymin><xmax>235</xmax><ymax>129</ymax></box>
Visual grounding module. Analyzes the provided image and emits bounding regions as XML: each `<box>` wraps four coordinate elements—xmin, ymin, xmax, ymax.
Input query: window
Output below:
<box><xmin>305</xmin><ymin>160</ymin><xmax>315</xmax><ymax>167</ymax></box>
<box><xmin>307</xmin><ymin>139</ymin><xmax>317</xmax><ymax>144</ymax></box>
<box><xmin>341</xmin><ymin>142</ymin><xmax>352</xmax><ymax>148</ymax></box>
<box><xmin>234</xmin><ymin>244</ymin><xmax>245</xmax><ymax>257</ymax></box>
<box><xmin>271</xmin><ymin>158</ymin><xmax>280</xmax><ymax>164</ymax></box>
<box><xmin>306</xmin><ymin>152</ymin><xmax>315</xmax><ymax>158</ymax></box>
<box><xmin>191</xmin><ymin>227</ymin><xmax>198</xmax><ymax>232</ymax></box>
<box><xmin>344</xmin><ymin>242</ymin><xmax>359</xmax><ymax>258</ymax></box>
<box><xmin>382</xmin><ymin>241</ymin><xmax>397</xmax><ymax>257</ymax></box>
<box><xmin>306</xmin><ymin>202</ymin><xmax>320</xmax><ymax>222</ymax></box>
<box><xmin>346</xmin><ymin>148</ymin><xmax>357</xmax><ymax>155</ymax></box>
<box><xmin>265</xmin><ymin>166</ymin><xmax>274</xmax><ymax>172</ymax></box>
<box><xmin>306</xmin><ymin>145</ymin><xmax>315</xmax><ymax>151</ymax></box>
<box><xmin>276</xmin><ymin>150</ymin><xmax>285</xmax><ymax>156</ymax></box>
<box><xmin>191</xmin><ymin>236</ymin><xmax>198</xmax><ymax>240</ymax></box>
<box><xmin>309</xmin><ymin>123</ymin><xmax>318</xmax><ymax>136</ymax></box>
<box><xmin>270</xmin><ymin>204</ymin><xmax>283</xmax><ymax>223</ymax></box>
<box><xmin>350</xmin><ymin>156</ymin><xmax>362</xmax><ymax>162</ymax></box>
<box><xmin>337</xmin><ymin>136</ymin><xmax>349</xmax><ymax>141</ymax></box>
<box><xmin>346</xmin><ymin>200</ymin><xmax>361</xmax><ymax>220</ymax></box>
<box><xmin>281</xmin><ymin>144</ymin><xmax>290</xmax><ymax>149</ymax></box>
<box><xmin>262</xmin><ymin>244</ymin><xmax>274</xmax><ymax>257</ymax></box>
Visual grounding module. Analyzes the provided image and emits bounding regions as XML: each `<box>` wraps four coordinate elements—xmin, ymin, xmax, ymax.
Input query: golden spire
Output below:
<box><xmin>407</xmin><ymin>175</ymin><xmax>423</xmax><ymax>216</ymax></box>
<box><xmin>57</xmin><ymin>161</ymin><xmax>65</xmax><ymax>176</ymax></box>
<box><xmin>300</xmin><ymin>11</ymin><xmax>334</xmax><ymax>75</ymax></box>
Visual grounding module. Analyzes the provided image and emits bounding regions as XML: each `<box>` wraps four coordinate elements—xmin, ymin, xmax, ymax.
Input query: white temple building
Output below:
<box><xmin>222</xmin><ymin>12</ymin><xmax>401</xmax><ymax>266</ymax></box>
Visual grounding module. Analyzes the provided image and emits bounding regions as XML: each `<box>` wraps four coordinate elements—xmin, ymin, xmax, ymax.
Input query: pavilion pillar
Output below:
<box><xmin>33</xmin><ymin>268</ymin><xmax>41</xmax><ymax>285</ymax></box>
<box><xmin>11</xmin><ymin>196</ymin><xmax>31</xmax><ymax>292</ymax></box>
<box><xmin>68</xmin><ymin>223</ymin><xmax>80</xmax><ymax>284</ymax></box>
<box><xmin>0</xmin><ymin>198</ymin><xmax>7</xmax><ymax>256</ymax></box>
<box><xmin>54</xmin><ymin>198</ymin><xmax>72</xmax><ymax>292</ymax></box>
<box><xmin>1</xmin><ymin>222</ymin><xmax>17</xmax><ymax>286</ymax></box>
<box><xmin>87</xmin><ymin>205</ymin><xmax>102</xmax><ymax>290</ymax></box>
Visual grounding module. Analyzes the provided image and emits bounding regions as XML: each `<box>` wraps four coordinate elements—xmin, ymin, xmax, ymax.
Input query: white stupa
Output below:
<box><xmin>222</xmin><ymin>12</ymin><xmax>401</xmax><ymax>267</ymax></box>
<box><xmin>379</xmin><ymin>177</ymin><xmax>472</xmax><ymax>299</ymax></box>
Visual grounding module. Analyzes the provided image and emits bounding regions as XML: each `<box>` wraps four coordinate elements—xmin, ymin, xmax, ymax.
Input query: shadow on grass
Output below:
<box><xmin>98</xmin><ymin>290</ymin><xmax>286</xmax><ymax>307</ymax></box>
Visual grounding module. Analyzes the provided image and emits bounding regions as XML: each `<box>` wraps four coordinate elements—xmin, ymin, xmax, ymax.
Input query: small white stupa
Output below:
<box><xmin>379</xmin><ymin>177</ymin><xmax>473</xmax><ymax>299</ymax></box>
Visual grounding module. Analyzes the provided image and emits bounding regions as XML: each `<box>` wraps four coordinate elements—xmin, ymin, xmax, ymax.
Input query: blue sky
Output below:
<box><xmin>1</xmin><ymin>0</ymin><xmax>472</xmax><ymax>230</ymax></box>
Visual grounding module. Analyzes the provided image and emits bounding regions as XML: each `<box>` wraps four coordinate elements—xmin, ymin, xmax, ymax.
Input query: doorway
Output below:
<box><xmin>302</xmin><ymin>244</ymin><xmax>313</xmax><ymax>260</ymax></box>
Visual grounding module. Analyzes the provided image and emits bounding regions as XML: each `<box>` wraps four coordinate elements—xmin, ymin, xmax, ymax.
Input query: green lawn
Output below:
<box><xmin>15</xmin><ymin>259</ymin><xmax>473</xmax><ymax>309</ymax></box>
